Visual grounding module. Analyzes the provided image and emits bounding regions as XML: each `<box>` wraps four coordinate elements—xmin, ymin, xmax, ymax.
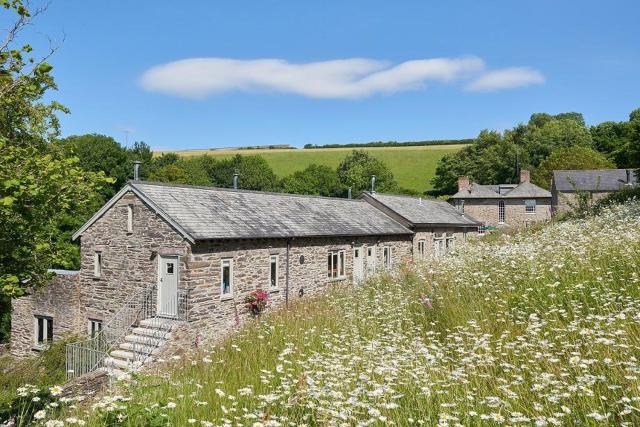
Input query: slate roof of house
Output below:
<box><xmin>450</xmin><ymin>181</ymin><xmax>551</xmax><ymax>199</ymax></box>
<box><xmin>73</xmin><ymin>181</ymin><xmax>413</xmax><ymax>242</ymax></box>
<box><xmin>360</xmin><ymin>192</ymin><xmax>481</xmax><ymax>227</ymax></box>
<box><xmin>552</xmin><ymin>169</ymin><xmax>638</xmax><ymax>192</ymax></box>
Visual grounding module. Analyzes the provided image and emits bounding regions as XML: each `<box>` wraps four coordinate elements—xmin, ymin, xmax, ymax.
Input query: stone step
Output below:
<box><xmin>131</xmin><ymin>327</ymin><xmax>172</xmax><ymax>339</ymax></box>
<box><xmin>124</xmin><ymin>334</ymin><xmax>166</xmax><ymax>346</ymax></box>
<box><xmin>104</xmin><ymin>356</ymin><xmax>132</xmax><ymax>370</ymax></box>
<box><xmin>110</xmin><ymin>349</ymin><xmax>136</xmax><ymax>361</ymax></box>
<box><xmin>119</xmin><ymin>341</ymin><xmax>162</xmax><ymax>355</ymax></box>
<box><xmin>139</xmin><ymin>317</ymin><xmax>176</xmax><ymax>329</ymax></box>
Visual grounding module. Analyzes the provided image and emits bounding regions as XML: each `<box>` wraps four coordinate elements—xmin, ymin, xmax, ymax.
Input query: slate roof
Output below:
<box><xmin>360</xmin><ymin>192</ymin><xmax>481</xmax><ymax>227</ymax></box>
<box><xmin>450</xmin><ymin>181</ymin><xmax>551</xmax><ymax>199</ymax></box>
<box><xmin>552</xmin><ymin>169</ymin><xmax>638</xmax><ymax>192</ymax></box>
<box><xmin>73</xmin><ymin>181</ymin><xmax>412</xmax><ymax>242</ymax></box>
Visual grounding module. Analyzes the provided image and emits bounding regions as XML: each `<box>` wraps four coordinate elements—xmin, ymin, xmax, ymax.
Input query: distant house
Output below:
<box><xmin>551</xmin><ymin>169</ymin><xmax>638</xmax><ymax>214</ymax></box>
<box><xmin>359</xmin><ymin>192</ymin><xmax>480</xmax><ymax>257</ymax></box>
<box><xmin>449</xmin><ymin>170</ymin><xmax>552</xmax><ymax>228</ymax></box>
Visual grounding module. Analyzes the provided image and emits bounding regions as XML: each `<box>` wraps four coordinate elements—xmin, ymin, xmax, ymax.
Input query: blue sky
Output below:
<box><xmin>25</xmin><ymin>0</ymin><xmax>640</xmax><ymax>150</ymax></box>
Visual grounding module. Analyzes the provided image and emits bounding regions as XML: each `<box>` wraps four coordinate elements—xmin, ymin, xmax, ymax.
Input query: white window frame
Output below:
<box><xmin>382</xmin><ymin>246</ymin><xmax>392</xmax><ymax>268</ymax></box>
<box><xmin>34</xmin><ymin>315</ymin><xmax>53</xmax><ymax>347</ymax></box>
<box><xmin>220</xmin><ymin>258</ymin><xmax>233</xmax><ymax>299</ymax></box>
<box><xmin>433</xmin><ymin>233</ymin><xmax>445</xmax><ymax>257</ymax></box>
<box><xmin>88</xmin><ymin>319</ymin><xmax>103</xmax><ymax>337</ymax></box>
<box><xmin>127</xmin><ymin>204</ymin><xmax>134</xmax><ymax>233</ymax></box>
<box><xmin>417</xmin><ymin>239</ymin><xmax>426</xmax><ymax>257</ymax></box>
<box><xmin>269</xmin><ymin>255</ymin><xmax>278</xmax><ymax>290</ymax></box>
<box><xmin>445</xmin><ymin>232</ymin><xmax>455</xmax><ymax>253</ymax></box>
<box><xmin>327</xmin><ymin>250</ymin><xmax>346</xmax><ymax>280</ymax></box>
<box><xmin>94</xmin><ymin>251</ymin><xmax>102</xmax><ymax>278</ymax></box>
<box><xmin>525</xmin><ymin>199</ymin><xmax>536</xmax><ymax>214</ymax></box>
<box><xmin>498</xmin><ymin>200</ymin><xmax>506</xmax><ymax>224</ymax></box>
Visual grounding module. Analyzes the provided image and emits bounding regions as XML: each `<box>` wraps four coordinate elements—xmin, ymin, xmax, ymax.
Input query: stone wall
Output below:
<box><xmin>181</xmin><ymin>235</ymin><xmax>412</xmax><ymax>347</ymax></box>
<box><xmin>552</xmin><ymin>191</ymin><xmax>611</xmax><ymax>215</ymax></box>
<box><xmin>462</xmin><ymin>198</ymin><xmax>552</xmax><ymax>228</ymax></box>
<box><xmin>77</xmin><ymin>191</ymin><xmax>191</xmax><ymax>323</ymax></box>
<box><xmin>10</xmin><ymin>272</ymin><xmax>82</xmax><ymax>356</ymax></box>
<box><xmin>412</xmin><ymin>227</ymin><xmax>472</xmax><ymax>260</ymax></box>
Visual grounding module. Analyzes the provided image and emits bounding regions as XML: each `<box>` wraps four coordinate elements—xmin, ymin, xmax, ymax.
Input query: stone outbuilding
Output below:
<box><xmin>449</xmin><ymin>170</ymin><xmax>552</xmax><ymax>228</ymax></box>
<box><xmin>359</xmin><ymin>192</ymin><xmax>480</xmax><ymax>257</ymax></box>
<box><xmin>11</xmin><ymin>181</ymin><xmax>417</xmax><ymax>364</ymax></box>
<box><xmin>551</xmin><ymin>169</ymin><xmax>638</xmax><ymax>215</ymax></box>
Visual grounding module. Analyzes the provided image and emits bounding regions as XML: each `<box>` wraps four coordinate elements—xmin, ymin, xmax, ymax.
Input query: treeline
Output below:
<box><xmin>430</xmin><ymin>110</ymin><xmax>640</xmax><ymax>195</ymax></box>
<box><xmin>304</xmin><ymin>138</ymin><xmax>473</xmax><ymax>149</ymax></box>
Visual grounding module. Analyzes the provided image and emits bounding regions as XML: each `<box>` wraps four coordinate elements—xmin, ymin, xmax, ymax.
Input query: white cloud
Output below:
<box><xmin>140</xmin><ymin>57</ymin><xmax>544</xmax><ymax>99</ymax></box>
<box><xmin>465</xmin><ymin>67</ymin><xmax>545</xmax><ymax>92</ymax></box>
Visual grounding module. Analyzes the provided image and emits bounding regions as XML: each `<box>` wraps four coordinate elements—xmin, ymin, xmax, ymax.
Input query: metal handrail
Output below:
<box><xmin>65</xmin><ymin>284</ymin><xmax>157</xmax><ymax>380</ymax></box>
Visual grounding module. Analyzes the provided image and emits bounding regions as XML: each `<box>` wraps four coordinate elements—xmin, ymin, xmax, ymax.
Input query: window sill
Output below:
<box><xmin>220</xmin><ymin>295</ymin><xmax>234</xmax><ymax>301</ymax></box>
<box><xmin>328</xmin><ymin>276</ymin><xmax>347</xmax><ymax>283</ymax></box>
<box><xmin>269</xmin><ymin>288</ymin><xmax>280</xmax><ymax>293</ymax></box>
<box><xmin>32</xmin><ymin>344</ymin><xmax>49</xmax><ymax>352</ymax></box>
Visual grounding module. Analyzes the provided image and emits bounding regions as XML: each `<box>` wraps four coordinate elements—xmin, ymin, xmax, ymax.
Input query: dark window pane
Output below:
<box><xmin>327</xmin><ymin>253</ymin><xmax>332</xmax><ymax>277</ymax></box>
<box><xmin>167</xmin><ymin>263</ymin><xmax>174</xmax><ymax>274</ymax></box>
<box><xmin>270</xmin><ymin>259</ymin><xmax>277</xmax><ymax>287</ymax></box>
<box><xmin>222</xmin><ymin>264</ymin><xmax>231</xmax><ymax>294</ymax></box>
<box><xmin>37</xmin><ymin>318</ymin><xmax>43</xmax><ymax>343</ymax></box>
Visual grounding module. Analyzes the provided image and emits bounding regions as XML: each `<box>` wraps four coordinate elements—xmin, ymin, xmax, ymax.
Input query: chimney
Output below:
<box><xmin>371</xmin><ymin>175</ymin><xmax>376</xmax><ymax>194</ymax></box>
<box><xmin>133</xmin><ymin>161</ymin><xmax>141</xmax><ymax>181</ymax></box>
<box><xmin>232</xmin><ymin>173</ymin><xmax>239</xmax><ymax>190</ymax></box>
<box><xmin>520</xmin><ymin>169</ymin><xmax>530</xmax><ymax>183</ymax></box>
<box><xmin>347</xmin><ymin>187</ymin><xmax>352</xmax><ymax>199</ymax></box>
<box><xmin>458</xmin><ymin>176</ymin><xmax>470</xmax><ymax>192</ymax></box>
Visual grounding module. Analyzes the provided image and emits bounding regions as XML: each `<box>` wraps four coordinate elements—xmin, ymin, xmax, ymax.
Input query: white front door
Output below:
<box><xmin>158</xmin><ymin>255</ymin><xmax>179</xmax><ymax>317</ymax></box>
<box><xmin>353</xmin><ymin>246</ymin><xmax>364</xmax><ymax>283</ymax></box>
<box><xmin>366</xmin><ymin>246</ymin><xmax>376</xmax><ymax>277</ymax></box>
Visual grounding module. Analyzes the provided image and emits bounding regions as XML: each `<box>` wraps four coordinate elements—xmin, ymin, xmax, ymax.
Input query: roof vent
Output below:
<box><xmin>371</xmin><ymin>175</ymin><xmax>376</xmax><ymax>194</ymax></box>
<box><xmin>233</xmin><ymin>173</ymin><xmax>239</xmax><ymax>190</ymax></box>
<box><xmin>347</xmin><ymin>187</ymin><xmax>352</xmax><ymax>199</ymax></box>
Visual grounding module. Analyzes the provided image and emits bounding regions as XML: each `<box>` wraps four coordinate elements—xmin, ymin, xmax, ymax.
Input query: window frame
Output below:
<box><xmin>525</xmin><ymin>199</ymin><xmax>536</xmax><ymax>214</ymax></box>
<box><xmin>445</xmin><ymin>232</ymin><xmax>455</xmax><ymax>253</ymax></box>
<box><xmin>127</xmin><ymin>204</ymin><xmax>134</xmax><ymax>233</ymax></box>
<box><xmin>327</xmin><ymin>249</ymin><xmax>346</xmax><ymax>280</ymax></box>
<box><xmin>417</xmin><ymin>239</ymin><xmax>426</xmax><ymax>257</ymax></box>
<box><xmin>220</xmin><ymin>258</ymin><xmax>234</xmax><ymax>299</ymax></box>
<box><xmin>382</xmin><ymin>246</ymin><xmax>392</xmax><ymax>268</ymax></box>
<box><xmin>88</xmin><ymin>318</ymin><xmax>103</xmax><ymax>338</ymax></box>
<box><xmin>269</xmin><ymin>255</ymin><xmax>279</xmax><ymax>290</ymax></box>
<box><xmin>34</xmin><ymin>315</ymin><xmax>53</xmax><ymax>348</ymax></box>
<box><xmin>498</xmin><ymin>200</ymin><xmax>506</xmax><ymax>224</ymax></box>
<box><xmin>433</xmin><ymin>232</ymin><xmax>445</xmax><ymax>257</ymax></box>
<box><xmin>94</xmin><ymin>251</ymin><xmax>102</xmax><ymax>278</ymax></box>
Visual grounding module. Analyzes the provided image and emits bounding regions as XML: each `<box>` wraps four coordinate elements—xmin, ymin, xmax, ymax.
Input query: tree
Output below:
<box><xmin>0</xmin><ymin>1</ymin><xmax>110</xmax><ymax>341</ymax></box>
<box><xmin>149</xmin><ymin>158</ymin><xmax>211</xmax><ymax>186</ymax></box>
<box><xmin>208</xmin><ymin>155</ymin><xmax>280</xmax><ymax>191</ymax></box>
<box><xmin>531</xmin><ymin>146</ymin><xmax>616</xmax><ymax>189</ymax></box>
<box><xmin>337</xmin><ymin>150</ymin><xmax>398</xmax><ymax>194</ymax></box>
<box><xmin>282</xmin><ymin>164</ymin><xmax>346</xmax><ymax>197</ymax></box>
<box><xmin>521</xmin><ymin>118</ymin><xmax>593</xmax><ymax>167</ymax></box>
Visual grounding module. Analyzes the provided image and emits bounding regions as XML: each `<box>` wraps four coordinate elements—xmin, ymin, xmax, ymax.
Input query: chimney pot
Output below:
<box><xmin>371</xmin><ymin>175</ymin><xmax>376</xmax><ymax>194</ymax></box>
<box><xmin>458</xmin><ymin>176</ymin><xmax>470</xmax><ymax>192</ymax></box>
<box><xmin>133</xmin><ymin>161</ymin><xmax>141</xmax><ymax>181</ymax></box>
<box><xmin>347</xmin><ymin>187</ymin><xmax>352</xmax><ymax>199</ymax></box>
<box><xmin>520</xmin><ymin>169</ymin><xmax>530</xmax><ymax>183</ymax></box>
<box><xmin>232</xmin><ymin>173</ymin><xmax>239</xmax><ymax>190</ymax></box>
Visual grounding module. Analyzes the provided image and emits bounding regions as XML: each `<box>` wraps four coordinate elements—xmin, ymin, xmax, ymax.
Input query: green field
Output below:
<box><xmin>159</xmin><ymin>145</ymin><xmax>467</xmax><ymax>192</ymax></box>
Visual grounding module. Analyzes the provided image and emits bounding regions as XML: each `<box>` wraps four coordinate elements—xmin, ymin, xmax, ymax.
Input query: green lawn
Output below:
<box><xmin>159</xmin><ymin>145</ymin><xmax>467</xmax><ymax>193</ymax></box>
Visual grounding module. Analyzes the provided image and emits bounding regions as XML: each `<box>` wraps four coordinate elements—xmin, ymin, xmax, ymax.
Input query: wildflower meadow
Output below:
<box><xmin>20</xmin><ymin>202</ymin><xmax>640</xmax><ymax>425</ymax></box>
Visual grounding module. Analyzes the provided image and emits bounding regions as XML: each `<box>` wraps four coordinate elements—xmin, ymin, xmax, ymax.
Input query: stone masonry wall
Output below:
<box><xmin>462</xmin><ymin>198</ymin><xmax>552</xmax><ymax>228</ymax></box>
<box><xmin>78</xmin><ymin>191</ymin><xmax>191</xmax><ymax>323</ymax></box>
<box><xmin>411</xmin><ymin>227</ymin><xmax>474</xmax><ymax>261</ymax></box>
<box><xmin>11</xmin><ymin>273</ymin><xmax>82</xmax><ymax>356</ymax></box>
<box><xmin>553</xmin><ymin>191</ymin><xmax>611</xmax><ymax>215</ymax></box>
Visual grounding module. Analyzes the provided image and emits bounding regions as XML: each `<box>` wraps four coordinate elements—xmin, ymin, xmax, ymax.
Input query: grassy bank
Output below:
<box><xmin>158</xmin><ymin>144</ymin><xmax>466</xmax><ymax>193</ymax></box>
<box><xmin>26</xmin><ymin>202</ymin><xmax>640</xmax><ymax>425</ymax></box>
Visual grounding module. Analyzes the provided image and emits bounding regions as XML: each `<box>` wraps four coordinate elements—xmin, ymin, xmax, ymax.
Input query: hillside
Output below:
<box><xmin>159</xmin><ymin>144</ymin><xmax>468</xmax><ymax>193</ymax></box>
<box><xmin>35</xmin><ymin>201</ymin><xmax>639</xmax><ymax>426</ymax></box>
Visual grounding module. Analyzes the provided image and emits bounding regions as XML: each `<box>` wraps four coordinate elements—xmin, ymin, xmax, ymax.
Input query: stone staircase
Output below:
<box><xmin>103</xmin><ymin>317</ymin><xmax>175</xmax><ymax>379</ymax></box>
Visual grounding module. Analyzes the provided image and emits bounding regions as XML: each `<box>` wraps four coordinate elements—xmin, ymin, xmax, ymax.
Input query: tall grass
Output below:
<box><xmin>38</xmin><ymin>202</ymin><xmax>640</xmax><ymax>425</ymax></box>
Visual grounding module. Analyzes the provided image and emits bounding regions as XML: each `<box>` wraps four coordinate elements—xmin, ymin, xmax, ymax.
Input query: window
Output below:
<box><xmin>327</xmin><ymin>250</ymin><xmax>346</xmax><ymax>279</ymax></box>
<box><xmin>269</xmin><ymin>255</ymin><xmax>278</xmax><ymax>289</ymax></box>
<box><xmin>382</xmin><ymin>246</ymin><xmax>391</xmax><ymax>268</ymax></box>
<box><xmin>433</xmin><ymin>233</ymin><xmax>445</xmax><ymax>257</ymax></box>
<box><xmin>221</xmin><ymin>259</ymin><xmax>233</xmax><ymax>297</ymax></box>
<box><xmin>35</xmin><ymin>316</ymin><xmax>53</xmax><ymax>347</ymax></box>
<box><xmin>445</xmin><ymin>232</ymin><xmax>455</xmax><ymax>253</ymax></box>
<box><xmin>498</xmin><ymin>201</ymin><xmax>505</xmax><ymax>224</ymax></box>
<box><xmin>417</xmin><ymin>240</ymin><xmax>426</xmax><ymax>257</ymax></box>
<box><xmin>88</xmin><ymin>319</ymin><xmax>102</xmax><ymax>337</ymax></box>
<box><xmin>94</xmin><ymin>252</ymin><xmax>102</xmax><ymax>278</ymax></box>
<box><xmin>525</xmin><ymin>199</ymin><xmax>536</xmax><ymax>214</ymax></box>
<box><xmin>478</xmin><ymin>225</ymin><xmax>486</xmax><ymax>235</ymax></box>
<box><xmin>126</xmin><ymin>204</ymin><xmax>134</xmax><ymax>233</ymax></box>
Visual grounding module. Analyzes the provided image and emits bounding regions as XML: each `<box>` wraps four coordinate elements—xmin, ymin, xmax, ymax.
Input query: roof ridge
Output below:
<box><xmin>129</xmin><ymin>180</ymin><xmax>365</xmax><ymax>203</ymax></box>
